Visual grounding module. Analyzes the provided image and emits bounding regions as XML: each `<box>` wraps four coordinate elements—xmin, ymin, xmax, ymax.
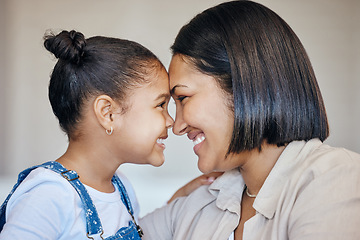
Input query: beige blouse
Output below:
<box><xmin>139</xmin><ymin>139</ymin><xmax>360</xmax><ymax>240</ymax></box>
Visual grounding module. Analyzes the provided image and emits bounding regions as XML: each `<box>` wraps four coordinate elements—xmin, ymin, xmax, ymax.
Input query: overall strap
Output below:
<box><xmin>112</xmin><ymin>175</ymin><xmax>143</xmax><ymax>238</ymax></box>
<box><xmin>0</xmin><ymin>161</ymin><xmax>104</xmax><ymax>237</ymax></box>
<box><xmin>43</xmin><ymin>161</ymin><xmax>104</xmax><ymax>237</ymax></box>
<box><xmin>112</xmin><ymin>175</ymin><xmax>135</xmax><ymax>215</ymax></box>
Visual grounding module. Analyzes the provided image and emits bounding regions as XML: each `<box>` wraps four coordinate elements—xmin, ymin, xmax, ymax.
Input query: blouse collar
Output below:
<box><xmin>207</xmin><ymin>139</ymin><xmax>323</xmax><ymax>219</ymax></box>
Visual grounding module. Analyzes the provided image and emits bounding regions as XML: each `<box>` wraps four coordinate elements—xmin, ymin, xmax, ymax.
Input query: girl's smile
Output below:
<box><xmin>156</xmin><ymin>136</ymin><xmax>168</xmax><ymax>149</ymax></box>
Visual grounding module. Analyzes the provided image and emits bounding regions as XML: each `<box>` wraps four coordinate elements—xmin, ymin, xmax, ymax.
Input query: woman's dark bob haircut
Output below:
<box><xmin>171</xmin><ymin>0</ymin><xmax>329</xmax><ymax>153</ymax></box>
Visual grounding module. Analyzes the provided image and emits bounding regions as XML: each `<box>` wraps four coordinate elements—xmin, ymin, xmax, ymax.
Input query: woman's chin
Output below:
<box><xmin>197</xmin><ymin>159</ymin><xmax>215</xmax><ymax>174</ymax></box>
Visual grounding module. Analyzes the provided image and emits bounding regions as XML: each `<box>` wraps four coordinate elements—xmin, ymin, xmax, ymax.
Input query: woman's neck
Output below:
<box><xmin>239</xmin><ymin>144</ymin><xmax>285</xmax><ymax>196</ymax></box>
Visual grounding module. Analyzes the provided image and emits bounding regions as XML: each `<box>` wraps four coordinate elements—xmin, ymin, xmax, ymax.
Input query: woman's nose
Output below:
<box><xmin>172</xmin><ymin>108</ymin><xmax>188</xmax><ymax>135</ymax></box>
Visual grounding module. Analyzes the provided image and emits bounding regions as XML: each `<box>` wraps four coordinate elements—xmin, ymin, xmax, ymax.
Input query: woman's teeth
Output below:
<box><xmin>193</xmin><ymin>135</ymin><xmax>205</xmax><ymax>146</ymax></box>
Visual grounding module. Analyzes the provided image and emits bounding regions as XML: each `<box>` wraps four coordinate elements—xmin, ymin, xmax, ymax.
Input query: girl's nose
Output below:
<box><xmin>164</xmin><ymin>111</ymin><xmax>174</xmax><ymax>129</ymax></box>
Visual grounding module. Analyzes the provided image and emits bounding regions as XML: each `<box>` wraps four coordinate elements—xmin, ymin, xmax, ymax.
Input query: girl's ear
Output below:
<box><xmin>93</xmin><ymin>95</ymin><xmax>121</xmax><ymax>133</ymax></box>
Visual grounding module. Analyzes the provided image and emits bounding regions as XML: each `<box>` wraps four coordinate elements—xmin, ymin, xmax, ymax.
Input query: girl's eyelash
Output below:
<box><xmin>157</xmin><ymin>101</ymin><xmax>166</xmax><ymax>108</ymax></box>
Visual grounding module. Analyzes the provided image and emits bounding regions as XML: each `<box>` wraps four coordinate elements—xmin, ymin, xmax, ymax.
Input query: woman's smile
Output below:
<box><xmin>189</xmin><ymin>132</ymin><xmax>205</xmax><ymax>154</ymax></box>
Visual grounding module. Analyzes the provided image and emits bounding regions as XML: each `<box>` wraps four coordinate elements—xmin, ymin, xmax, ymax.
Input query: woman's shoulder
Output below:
<box><xmin>284</xmin><ymin>142</ymin><xmax>360</xmax><ymax>238</ymax></box>
<box><xmin>285</xmin><ymin>139</ymin><xmax>360</xmax><ymax>177</ymax></box>
<box><xmin>284</xmin><ymin>140</ymin><xmax>360</xmax><ymax>201</ymax></box>
<box><xmin>308</xmin><ymin>142</ymin><xmax>360</xmax><ymax>173</ymax></box>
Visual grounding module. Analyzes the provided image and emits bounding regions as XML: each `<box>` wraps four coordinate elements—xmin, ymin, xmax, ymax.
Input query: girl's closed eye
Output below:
<box><xmin>157</xmin><ymin>101</ymin><xmax>167</xmax><ymax>109</ymax></box>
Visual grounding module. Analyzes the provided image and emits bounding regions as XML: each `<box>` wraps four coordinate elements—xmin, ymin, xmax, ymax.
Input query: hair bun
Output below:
<box><xmin>44</xmin><ymin>30</ymin><xmax>86</xmax><ymax>65</ymax></box>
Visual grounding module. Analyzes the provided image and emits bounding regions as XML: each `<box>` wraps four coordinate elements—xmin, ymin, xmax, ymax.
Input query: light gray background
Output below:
<box><xmin>0</xmin><ymin>0</ymin><xmax>359</xmax><ymax>217</ymax></box>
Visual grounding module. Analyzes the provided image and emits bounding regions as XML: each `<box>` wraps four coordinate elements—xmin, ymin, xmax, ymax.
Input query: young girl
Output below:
<box><xmin>0</xmin><ymin>30</ymin><xmax>212</xmax><ymax>240</ymax></box>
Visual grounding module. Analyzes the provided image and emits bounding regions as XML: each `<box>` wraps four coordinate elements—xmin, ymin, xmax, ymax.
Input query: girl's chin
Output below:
<box><xmin>149</xmin><ymin>154</ymin><xmax>165</xmax><ymax>167</ymax></box>
<box><xmin>151</xmin><ymin>160</ymin><xmax>164</xmax><ymax>167</ymax></box>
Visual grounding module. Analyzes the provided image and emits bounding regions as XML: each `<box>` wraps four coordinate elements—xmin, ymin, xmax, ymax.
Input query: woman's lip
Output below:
<box><xmin>193</xmin><ymin>137</ymin><xmax>205</xmax><ymax>154</ymax></box>
<box><xmin>187</xmin><ymin>131</ymin><xmax>204</xmax><ymax>141</ymax></box>
<box><xmin>193</xmin><ymin>133</ymin><xmax>205</xmax><ymax>154</ymax></box>
<box><xmin>193</xmin><ymin>133</ymin><xmax>205</xmax><ymax>146</ymax></box>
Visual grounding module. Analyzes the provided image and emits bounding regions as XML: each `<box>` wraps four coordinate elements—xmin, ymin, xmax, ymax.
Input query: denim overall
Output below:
<box><xmin>0</xmin><ymin>161</ymin><xmax>143</xmax><ymax>240</ymax></box>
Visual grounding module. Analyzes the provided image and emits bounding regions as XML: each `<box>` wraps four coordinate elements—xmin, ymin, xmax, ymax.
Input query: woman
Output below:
<box><xmin>139</xmin><ymin>1</ymin><xmax>360</xmax><ymax>239</ymax></box>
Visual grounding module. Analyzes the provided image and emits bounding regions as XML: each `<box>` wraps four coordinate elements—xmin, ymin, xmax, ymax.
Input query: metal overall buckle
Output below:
<box><xmin>86</xmin><ymin>230</ymin><xmax>104</xmax><ymax>240</ymax></box>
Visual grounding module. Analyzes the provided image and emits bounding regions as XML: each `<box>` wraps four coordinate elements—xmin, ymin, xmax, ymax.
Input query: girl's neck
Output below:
<box><xmin>57</xmin><ymin>140</ymin><xmax>121</xmax><ymax>193</ymax></box>
<box><xmin>239</xmin><ymin>144</ymin><xmax>285</xmax><ymax>196</ymax></box>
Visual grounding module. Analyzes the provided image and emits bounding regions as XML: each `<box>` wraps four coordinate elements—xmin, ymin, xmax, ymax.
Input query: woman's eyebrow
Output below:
<box><xmin>170</xmin><ymin>84</ymin><xmax>188</xmax><ymax>95</ymax></box>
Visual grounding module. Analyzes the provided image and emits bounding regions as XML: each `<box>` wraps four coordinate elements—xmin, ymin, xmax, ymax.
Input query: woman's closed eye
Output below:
<box><xmin>177</xmin><ymin>96</ymin><xmax>187</xmax><ymax>103</ymax></box>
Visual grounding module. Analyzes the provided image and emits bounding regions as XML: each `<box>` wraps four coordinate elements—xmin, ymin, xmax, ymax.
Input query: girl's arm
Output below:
<box><xmin>168</xmin><ymin>171</ymin><xmax>223</xmax><ymax>203</ymax></box>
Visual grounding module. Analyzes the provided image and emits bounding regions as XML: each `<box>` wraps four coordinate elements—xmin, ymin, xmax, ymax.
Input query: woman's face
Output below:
<box><xmin>169</xmin><ymin>55</ymin><xmax>238</xmax><ymax>173</ymax></box>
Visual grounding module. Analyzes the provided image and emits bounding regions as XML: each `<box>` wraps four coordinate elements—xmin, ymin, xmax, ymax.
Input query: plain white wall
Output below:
<box><xmin>0</xmin><ymin>1</ymin><xmax>6</xmax><ymax>173</ymax></box>
<box><xmin>0</xmin><ymin>0</ymin><xmax>359</xmax><ymax>217</ymax></box>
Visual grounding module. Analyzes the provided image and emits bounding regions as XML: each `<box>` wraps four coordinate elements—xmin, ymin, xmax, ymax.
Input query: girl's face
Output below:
<box><xmin>169</xmin><ymin>55</ymin><xmax>239</xmax><ymax>173</ymax></box>
<box><xmin>114</xmin><ymin>66</ymin><xmax>174</xmax><ymax>167</ymax></box>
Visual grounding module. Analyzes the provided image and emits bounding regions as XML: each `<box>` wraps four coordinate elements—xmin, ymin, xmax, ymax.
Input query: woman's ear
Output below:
<box><xmin>93</xmin><ymin>95</ymin><xmax>120</xmax><ymax>134</ymax></box>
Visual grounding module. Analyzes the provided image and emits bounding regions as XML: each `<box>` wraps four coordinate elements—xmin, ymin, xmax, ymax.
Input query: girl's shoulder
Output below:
<box><xmin>13</xmin><ymin>166</ymin><xmax>76</xmax><ymax>194</ymax></box>
<box><xmin>7</xmin><ymin>166</ymin><xmax>78</xmax><ymax>212</ymax></box>
<box><xmin>2</xmin><ymin>167</ymin><xmax>80</xmax><ymax>239</ymax></box>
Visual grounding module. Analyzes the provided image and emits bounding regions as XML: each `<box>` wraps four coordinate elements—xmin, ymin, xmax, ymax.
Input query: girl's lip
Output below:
<box><xmin>156</xmin><ymin>135</ymin><xmax>168</xmax><ymax>149</ymax></box>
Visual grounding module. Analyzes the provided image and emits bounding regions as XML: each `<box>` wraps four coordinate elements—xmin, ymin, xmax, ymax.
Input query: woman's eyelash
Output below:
<box><xmin>177</xmin><ymin>96</ymin><xmax>187</xmax><ymax>102</ymax></box>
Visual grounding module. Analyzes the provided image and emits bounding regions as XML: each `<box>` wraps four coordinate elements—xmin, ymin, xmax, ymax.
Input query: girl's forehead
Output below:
<box><xmin>140</xmin><ymin>67</ymin><xmax>170</xmax><ymax>95</ymax></box>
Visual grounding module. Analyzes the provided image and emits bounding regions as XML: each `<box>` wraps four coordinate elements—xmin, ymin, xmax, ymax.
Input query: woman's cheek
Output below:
<box><xmin>182</xmin><ymin>103</ymin><xmax>196</xmax><ymax>124</ymax></box>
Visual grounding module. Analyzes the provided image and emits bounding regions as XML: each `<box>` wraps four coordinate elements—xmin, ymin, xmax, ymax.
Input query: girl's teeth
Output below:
<box><xmin>157</xmin><ymin>138</ymin><xmax>164</xmax><ymax>144</ymax></box>
<box><xmin>193</xmin><ymin>135</ymin><xmax>205</xmax><ymax>146</ymax></box>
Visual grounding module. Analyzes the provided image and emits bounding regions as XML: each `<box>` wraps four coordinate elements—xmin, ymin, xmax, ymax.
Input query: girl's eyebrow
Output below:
<box><xmin>154</xmin><ymin>93</ymin><xmax>170</xmax><ymax>101</ymax></box>
<box><xmin>170</xmin><ymin>84</ymin><xmax>188</xmax><ymax>95</ymax></box>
